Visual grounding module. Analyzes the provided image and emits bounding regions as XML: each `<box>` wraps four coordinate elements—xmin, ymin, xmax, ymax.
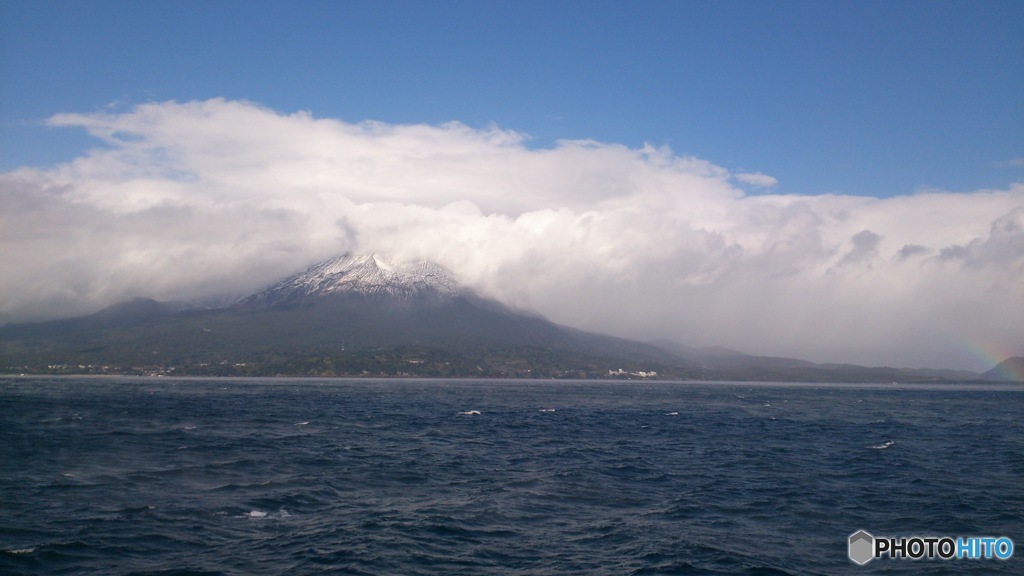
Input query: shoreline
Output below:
<box><xmin>2</xmin><ymin>373</ymin><xmax>1022</xmax><ymax>391</ymax></box>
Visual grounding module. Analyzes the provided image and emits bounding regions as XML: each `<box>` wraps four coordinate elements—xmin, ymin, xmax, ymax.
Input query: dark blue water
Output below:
<box><xmin>1</xmin><ymin>378</ymin><xmax>1021</xmax><ymax>575</ymax></box>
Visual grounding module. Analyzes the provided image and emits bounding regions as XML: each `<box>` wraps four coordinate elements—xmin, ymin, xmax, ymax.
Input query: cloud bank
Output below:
<box><xmin>2</xmin><ymin>99</ymin><xmax>1022</xmax><ymax>370</ymax></box>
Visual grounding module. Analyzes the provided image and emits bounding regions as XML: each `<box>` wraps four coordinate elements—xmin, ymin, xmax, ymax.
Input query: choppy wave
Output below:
<box><xmin>1</xmin><ymin>378</ymin><xmax>1021</xmax><ymax>575</ymax></box>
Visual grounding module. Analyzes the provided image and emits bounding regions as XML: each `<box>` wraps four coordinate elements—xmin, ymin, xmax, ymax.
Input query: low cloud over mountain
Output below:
<box><xmin>2</xmin><ymin>99</ymin><xmax>1022</xmax><ymax>370</ymax></box>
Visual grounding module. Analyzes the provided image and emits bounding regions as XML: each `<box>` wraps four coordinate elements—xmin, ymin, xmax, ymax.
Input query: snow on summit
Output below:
<box><xmin>241</xmin><ymin>253</ymin><xmax>462</xmax><ymax>306</ymax></box>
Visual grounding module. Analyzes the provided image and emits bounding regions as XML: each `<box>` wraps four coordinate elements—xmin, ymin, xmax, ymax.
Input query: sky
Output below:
<box><xmin>1</xmin><ymin>1</ymin><xmax>1022</xmax><ymax>371</ymax></box>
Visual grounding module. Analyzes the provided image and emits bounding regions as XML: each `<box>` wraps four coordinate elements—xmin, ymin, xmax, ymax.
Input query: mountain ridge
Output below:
<box><xmin>980</xmin><ymin>357</ymin><xmax>1024</xmax><ymax>382</ymax></box>
<box><xmin>0</xmin><ymin>252</ymin><xmax>1009</xmax><ymax>381</ymax></box>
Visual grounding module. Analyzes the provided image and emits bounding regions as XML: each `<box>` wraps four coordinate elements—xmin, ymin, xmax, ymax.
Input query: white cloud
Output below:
<box><xmin>2</xmin><ymin>99</ymin><xmax>1023</xmax><ymax>371</ymax></box>
<box><xmin>734</xmin><ymin>172</ymin><xmax>778</xmax><ymax>188</ymax></box>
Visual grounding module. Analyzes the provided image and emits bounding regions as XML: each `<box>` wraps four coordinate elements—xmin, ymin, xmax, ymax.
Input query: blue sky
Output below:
<box><xmin>2</xmin><ymin>0</ymin><xmax>1021</xmax><ymax>196</ymax></box>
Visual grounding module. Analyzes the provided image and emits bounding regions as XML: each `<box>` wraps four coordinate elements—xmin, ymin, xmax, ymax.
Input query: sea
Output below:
<box><xmin>1</xmin><ymin>378</ymin><xmax>1021</xmax><ymax>575</ymax></box>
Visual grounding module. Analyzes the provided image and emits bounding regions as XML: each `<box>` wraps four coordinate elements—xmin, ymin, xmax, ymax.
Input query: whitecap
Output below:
<box><xmin>238</xmin><ymin>508</ymin><xmax>291</xmax><ymax>520</ymax></box>
<box><xmin>6</xmin><ymin>548</ymin><xmax>35</xmax><ymax>555</ymax></box>
<box><xmin>295</xmin><ymin>421</ymin><xmax>309</xmax><ymax>426</ymax></box>
<box><xmin>870</xmin><ymin>440</ymin><xmax>896</xmax><ymax>449</ymax></box>
<box><xmin>665</xmin><ymin>412</ymin><xmax>679</xmax><ymax>416</ymax></box>
<box><xmin>539</xmin><ymin>408</ymin><xmax>556</xmax><ymax>413</ymax></box>
<box><xmin>458</xmin><ymin>410</ymin><xmax>481</xmax><ymax>415</ymax></box>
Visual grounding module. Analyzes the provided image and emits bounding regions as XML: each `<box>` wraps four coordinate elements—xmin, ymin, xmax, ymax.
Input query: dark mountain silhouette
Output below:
<box><xmin>0</xmin><ymin>253</ymin><xmax>1001</xmax><ymax>381</ymax></box>
<box><xmin>980</xmin><ymin>357</ymin><xmax>1024</xmax><ymax>382</ymax></box>
<box><xmin>0</xmin><ymin>254</ymin><xmax>688</xmax><ymax>378</ymax></box>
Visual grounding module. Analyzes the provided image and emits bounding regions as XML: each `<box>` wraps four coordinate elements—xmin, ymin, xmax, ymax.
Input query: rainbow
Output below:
<box><xmin>987</xmin><ymin>358</ymin><xmax>1024</xmax><ymax>382</ymax></box>
<box><xmin>960</xmin><ymin>337</ymin><xmax>1024</xmax><ymax>381</ymax></box>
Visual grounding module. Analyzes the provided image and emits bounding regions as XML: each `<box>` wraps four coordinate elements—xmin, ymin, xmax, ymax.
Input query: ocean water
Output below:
<box><xmin>1</xmin><ymin>378</ymin><xmax>1021</xmax><ymax>575</ymax></box>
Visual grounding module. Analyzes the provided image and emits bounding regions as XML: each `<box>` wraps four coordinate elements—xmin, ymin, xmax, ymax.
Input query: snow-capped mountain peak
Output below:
<box><xmin>241</xmin><ymin>253</ymin><xmax>462</xmax><ymax>306</ymax></box>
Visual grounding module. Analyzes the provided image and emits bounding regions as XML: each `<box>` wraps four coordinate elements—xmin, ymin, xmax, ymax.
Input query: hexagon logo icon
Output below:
<box><xmin>849</xmin><ymin>530</ymin><xmax>874</xmax><ymax>565</ymax></box>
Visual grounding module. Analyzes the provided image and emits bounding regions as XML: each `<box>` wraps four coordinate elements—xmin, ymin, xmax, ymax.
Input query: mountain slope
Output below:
<box><xmin>0</xmin><ymin>253</ymin><xmax>1000</xmax><ymax>381</ymax></box>
<box><xmin>652</xmin><ymin>339</ymin><xmax>982</xmax><ymax>383</ymax></box>
<box><xmin>652</xmin><ymin>340</ymin><xmax>816</xmax><ymax>370</ymax></box>
<box><xmin>980</xmin><ymin>357</ymin><xmax>1024</xmax><ymax>382</ymax></box>
<box><xmin>0</xmin><ymin>254</ymin><xmax>690</xmax><ymax>378</ymax></box>
<box><xmin>0</xmin><ymin>297</ymin><xmax>172</xmax><ymax>340</ymax></box>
